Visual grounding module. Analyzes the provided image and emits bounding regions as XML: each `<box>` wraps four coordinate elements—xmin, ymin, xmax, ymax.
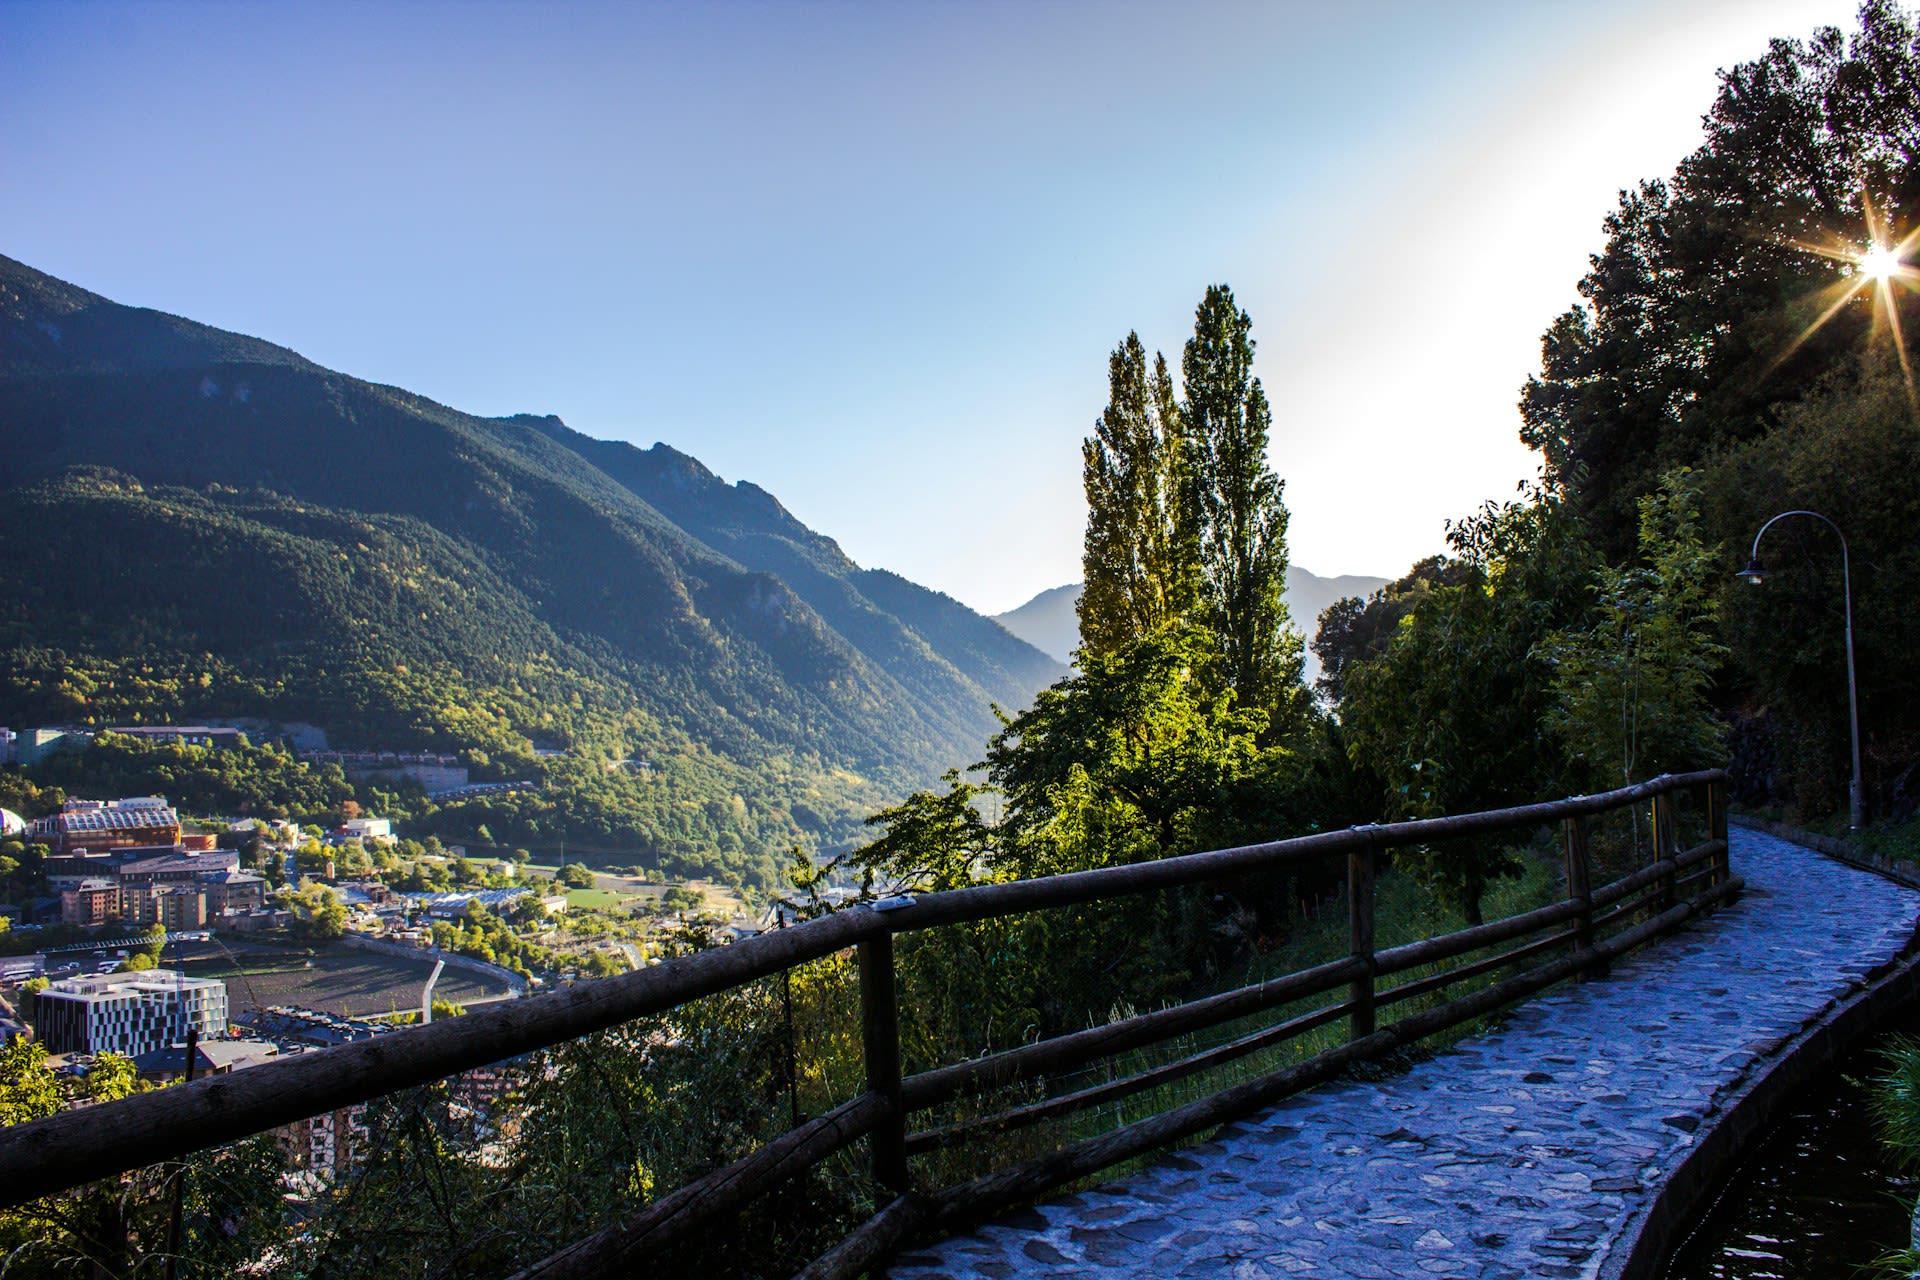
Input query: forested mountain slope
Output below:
<box><xmin>0</xmin><ymin>253</ymin><xmax>1062</xmax><ymax>881</ymax></box>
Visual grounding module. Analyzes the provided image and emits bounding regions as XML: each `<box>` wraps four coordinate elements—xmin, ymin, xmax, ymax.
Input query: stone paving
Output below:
<box><xmin>888</xmin><ymin>829</ymin><xmax>1920</xmax><ymax>1279</ymax></box>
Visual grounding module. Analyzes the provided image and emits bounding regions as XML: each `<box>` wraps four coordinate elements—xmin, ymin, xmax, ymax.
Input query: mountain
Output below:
<box><xmin>993</xmin><ymin>569</ymin><xmax>1392</xmax><ymax>682</ymax></box>
<box><xmin>0</xmin><ymin>253</ymin><xmax>1063</xmax><ymax>883</ymax></box>
<box><xmin>992</xmin><ymin>585</ymin><xmax>1083</xmax><ymax>668</ymax></box>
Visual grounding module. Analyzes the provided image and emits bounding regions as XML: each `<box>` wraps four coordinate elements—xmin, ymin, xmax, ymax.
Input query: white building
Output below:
<box><xmin>35</xmin><ymin>969</ymin><xmax>229</xmax><ymax>1057</ymax></box>
<box><xmin>340</xmin><ymin>817</ymin><xmax>393</xmax><ymax>843</ymax></box>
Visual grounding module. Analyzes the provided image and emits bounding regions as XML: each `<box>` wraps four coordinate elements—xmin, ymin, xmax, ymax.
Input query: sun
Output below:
<box><xmin>1769</xmin><ymin>191</ymin><xmax>1920</xmax><ymax>408</ymax></box>
<box><xmin>1860</xmin><ymin>243</ymin><xmax>1905</xmax><ymax>282</ymax></box>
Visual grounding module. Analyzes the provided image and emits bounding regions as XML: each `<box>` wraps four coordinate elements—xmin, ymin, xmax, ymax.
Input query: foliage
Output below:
<box><xmin>1180</xmin><ymin>285</ymin><xmax>1309</xmax><ymax>737</ymax></box>
<box><xmin>0</xmin><ymin>1037</ymin><xmax>60</xmax><ymax>1127</ymax></box>
<box><xmin>1075</xmin><ymin>288</ymin><xmax>1309</xmax><ymax>745</ymax></box>
<box><xmin>285</xmin><ymin>879</ymin><xmax>348</xmax><ymax>941</ymax></box>
<box><xmin>1311</xmin><ymin>556</ymin><xmax>1476</xmax><ymax>704</ymax></box>
<box><xmin>1703</xmin><ymin>354</ymin><xmax>1920</xmax><ymax>815</ymax></box>
<box><xmin>1510</xmin><ymin>2</ymin><xmax>1919</xmax><ymax>815</ymax></box>
<box><xmin>1545</xmin><ymin>471</ymin><xmax>1727</xmax><ymax>787</ymax></box>
<box><xmin>29</xmin><ymin>731</ymin><xmax>357</xmax><ymax>821</ymax></box>
<box><xmin>840</xmin><ymin>770</ymin><xmax>997</xmax><ymax>896</ymax></box>
<box><xmin>1079</xmin><ymin>333</ymin><xmax>1198</xmax><ymax>657</ymax></box>
<box><xmin>554</xmin><ymin>862</ymin><xmax>597</xmax><ymax>889</ymax></box>
<box><xmin>1518</xmin><ymin>0</ymin><xmax>1920</xmax><ymax>556</ymax></box>
<box><xmin>987</xmin><ymin>624</ymin><xmax>1276</xmax><ymax>878</ymax></box>
<box><xmin>1341</xmin><ymin>494</ymin><xmax>1598</xmax><ymax>922</ymax></box>
<box><xmin>86</xmin><ymin>1051</ymin><xmax>147</xmax><ymax>1103</ymax></box>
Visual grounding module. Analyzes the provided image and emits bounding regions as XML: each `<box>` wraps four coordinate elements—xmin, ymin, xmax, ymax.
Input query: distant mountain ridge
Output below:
<box><xmin>0</xmin><ymin>253</ymin><xmax>1063</xmax><ymax>881</ymax></box>
<box><xmin>993</xmin><ymin>570</ymin><xmax>1392</xmax><ymax>681</ymax></box>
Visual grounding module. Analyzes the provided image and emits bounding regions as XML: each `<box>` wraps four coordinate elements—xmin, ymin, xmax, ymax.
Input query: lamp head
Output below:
<box><xmin>1735</xmin><ymin>559</ymin><xmax>1770</xmax><ymax>587</ymax></box>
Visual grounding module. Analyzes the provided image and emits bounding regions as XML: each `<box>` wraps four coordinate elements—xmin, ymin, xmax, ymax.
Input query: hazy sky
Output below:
<box><xmin>1</xmin><ymin>0</ymin><xmax>1866</xmax><ymax>615</ymax></box>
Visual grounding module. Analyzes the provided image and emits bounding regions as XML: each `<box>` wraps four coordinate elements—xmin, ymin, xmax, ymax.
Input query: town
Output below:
<box><xmin>0</xmin><ymin>726</ymin><xmax>766</xmax><ymax>1187</ymax></box>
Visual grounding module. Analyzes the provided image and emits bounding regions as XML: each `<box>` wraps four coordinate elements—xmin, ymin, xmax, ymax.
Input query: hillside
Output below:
<box><xmin>0</xmin><ymin>254</ymin><xmax>1063</xmax><ymax>883</ymax></box>
<box><xmin>994</xmin><ymin>569</ymin><xmax>1390</xmax><ymax>678</ymax></box>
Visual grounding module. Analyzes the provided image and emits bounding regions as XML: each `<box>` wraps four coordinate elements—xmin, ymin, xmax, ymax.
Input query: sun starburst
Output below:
<box><xmin>1769</xmin><ymin>191</ymin><xmax>1919</xmax><ymax>410</ymax></box>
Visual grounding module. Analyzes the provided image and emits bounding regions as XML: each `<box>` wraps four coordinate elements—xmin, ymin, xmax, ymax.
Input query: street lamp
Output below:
<box><xmin>1734</xmin><ymin>510</ymin><xmax>1864</xmax><ymax>829</ymax></box>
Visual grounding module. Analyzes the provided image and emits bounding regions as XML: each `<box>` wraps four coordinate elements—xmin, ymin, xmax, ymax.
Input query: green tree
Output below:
<box><xmin>138</xmin><ymin>919</ymin><xmax>167</xmax><ymax>965</ymax></box>
<box><xmin>1078</xmin><ymin>333</ymin><xmax>1198</xmax><ymax>657</ymax></box>
<box><xmin>1312</xmin><ymin>556</ymin><xmax>1476</xmax><ymax>704</ymax></box>
<box><xmin>1546</xmin><ymin>471</ymin><xmax>1728</xmax><ymax>787</ymax></box>
<box><xmin>843</xmin><ymin>770</ymin><xmax>997</xmax><ymax>896</ymax></box>
<box><xmin>0</xmin><ymin>1037</ymin><xmax>60</xmax><ymax>1127</ymax></box>
<box><xmin>286</xmin><ymin>879</ymin><xmax>347</xmax><ymax>941</ymax></box>
<box><xmin>1706</xmin><ymin>354</ymin><xmax>1920</xmax><ymax>813</ymax></box>
<box><xmin>556</xmin><ymin>862</ymin><xmax>596</xmax><ymax>889</ymax></box>
<box><xmin>85</xmin><ymin>1051</ymin><xmax>146</xmax><ymax>1103</ymax></box>
<box><xmin>987</xmin><ymin>623</ymin><xmax>1271</xmax><ymax>878</ymax></box>
<box><xmin>1181</xmin><ymin>285</ymin><xmax>1307</xmax><ymax>736</ymax></box>
<box><xmin>1519</xmin><ymin>1</ymin><xmax>1919</xmax><ymax>556</ymax></box>
<box><xmin>1343</xmin><ymin>494</ymin><xmax>1598</xmax><ymax>923</ymax></box>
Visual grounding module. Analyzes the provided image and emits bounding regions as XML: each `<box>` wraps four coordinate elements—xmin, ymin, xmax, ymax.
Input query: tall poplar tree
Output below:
<box><xmin>1078</xmin><ymin>333</ymin><xmax>1197</xmax><ymax>657</ymax></box>
<box><xmin>1181</xmin><ymin>285</ymin><xmax>1305</xmax><ymax>734</ymax></box>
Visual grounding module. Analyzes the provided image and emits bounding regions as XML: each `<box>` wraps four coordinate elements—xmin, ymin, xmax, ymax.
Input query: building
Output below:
<box><xmin>225</xmin><ymin>908</ymin><xmax>294</xmax><ymax>933</ymax></box>
<box><xmin>407</xmin><ymin>887</ymin><xmax>538</xmax><ymax>919</ymax></box>
<box><xmin>279</xmin><ymin>1104</ymin><xmax>372</xmax><ymax>1176</ymax></box>
<box><xmin>123</xmin><ymin>883</ymin><xmax>210</xmax><ymax>931</ymax></box>
<box><xmin>59</xmin><ymin>879</ymin><xmax>121</xmax><ymax>927</ymax></box>
<box><xmin>30</xmin><ymin>798</ymin><xmax>181</xmax><ymax>855</ymax></box>
<box><xmin>131</xmin><ymin>1037</ymin><xmax>281</xmax><ymax>1082</ymax></box>
<box><xmin>203</xmin><ymin>869</ymin><xmax>269</xmax><ymax>917</ymax></box>
<box><xmin>307</xmin><ymin>750</ymin><xmax>468</xmax><ymax>793</ymax></box>
<box><xmin>112</xmin><ymin>726</ymin><xmax>243</xmax><ymax>751</ymax></box>
<box><xmin>18</xmin><ymin>728</ymin><xmax>93</xmax><ymax>769</ymax></box>
<box><xmin>337</xmin><ymin>816</ymin><xmax>393</xmax><ymax>844</ymax></box>
<box><xmin>0</xmin><ymin>728</ymin><xmax>15</xmax><ymax>765</ymax></box>
<box><xmin>119</xmin><ymin>850</ymin><xmax>240</xmax><ymax>887</ymax></box>
<box><xmin>43</xmin><ymin>853</ymin><xmax>130</xmax><ymax>891</ymax></box>
<box><xmin>35</xmin><ymin>969</ymin><xmax>229</xmax><ymax>1057</ymax></box>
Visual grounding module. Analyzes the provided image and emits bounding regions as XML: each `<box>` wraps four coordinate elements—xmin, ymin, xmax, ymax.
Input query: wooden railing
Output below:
<box><xmin>0</xmin><ymin>770</ymin><xmax>1734</xmax><ymax>1279</ymax></box>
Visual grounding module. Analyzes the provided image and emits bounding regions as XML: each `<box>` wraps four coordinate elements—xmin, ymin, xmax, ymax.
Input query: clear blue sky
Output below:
<box><xmin>1</xmin><ymin>0</ymin><xmax>1863</xmax><ymax>615</ymax></box>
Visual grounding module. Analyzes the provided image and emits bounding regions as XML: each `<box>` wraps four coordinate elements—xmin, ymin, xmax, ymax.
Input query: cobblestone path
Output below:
<box><xmin>888</xmin><ymin>828</ymin><xmax>1920</xmax><ymax>1279</ymax></box>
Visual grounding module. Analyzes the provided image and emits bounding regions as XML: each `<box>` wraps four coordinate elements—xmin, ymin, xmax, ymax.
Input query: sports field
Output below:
<box><xmin>176</xmin><ymin>941</ymin><xmax>512</xmax><ymax>1018</ymax></box>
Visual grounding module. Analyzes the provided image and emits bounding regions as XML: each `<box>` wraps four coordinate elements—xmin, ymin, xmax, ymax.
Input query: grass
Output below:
<box><xmin>563</xmin><ymin>887</ymin><xmax>629</xmax><ymax>910</ymax></box>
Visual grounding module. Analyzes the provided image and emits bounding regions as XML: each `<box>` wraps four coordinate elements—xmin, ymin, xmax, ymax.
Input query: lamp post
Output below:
<box><xmin>1734</xmin><ymin>510</ymin><xmax>1864</xmax><ymax>829</ymax></box>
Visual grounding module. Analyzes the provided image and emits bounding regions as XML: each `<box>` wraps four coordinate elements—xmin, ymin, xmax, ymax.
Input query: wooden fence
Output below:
<box><xmin>0</xmin><ymin>770</ymin><xmax>1733</xmax><ymax>1279</ymax></box>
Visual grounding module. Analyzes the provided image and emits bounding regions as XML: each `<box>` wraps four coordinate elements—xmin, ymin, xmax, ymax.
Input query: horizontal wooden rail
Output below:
<box><xmin>1377</xmin><ymin>928</ymin><xmax>1578</xmax><ymax>1010</ymax></box>
<box><xmin>906</xmin><ymin>999</ymin><xmax>1355</xmax><ymax>1155</ymax></box>
<box><xmin>900</xmin><ymin>954</ymin><xmax>1364</xmax><ymax>1113</ymax></box>
<box><xmin>1373</xmin><ymin>896</ymin><xmax>1585</xmax><ymax>979</ymax></box>
<box><xmin>1589</xmin><ymin>840</ymin><xmax>1722</xmax><ymax>911</ymax></box>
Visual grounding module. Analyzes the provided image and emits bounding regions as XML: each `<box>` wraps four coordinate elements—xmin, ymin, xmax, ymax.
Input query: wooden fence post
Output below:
<box><xmin>1348</xmin><ymin>841</ymin><xmax>1376</xmax><ymax>1041</ymax></box>
<box><xmin>1650</xmin><ymin>789</ymin><xmax>1677</xmax><ymax>911</ymax></box>
<box><xmin>1705</xmin><ymin>775</ymin><xmax>1733</xmax><ymax>897</ymax></box>
<box><xmin>1562</xmin><ymin>815</ymin><xmax>1595</xmax><ymax>981</ymax></box>
<box><xmin>859</xmin><ymin>934</ymin><xmax>909</xmax><ymax>1195</ymax></box>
